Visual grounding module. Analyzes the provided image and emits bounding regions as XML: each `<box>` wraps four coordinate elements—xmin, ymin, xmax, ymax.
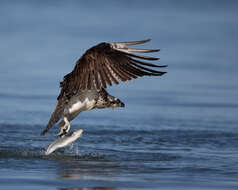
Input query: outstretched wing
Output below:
<box><xmin>58</xmin><ymin>39</ymin><xmax>167</xmax><ymax>100</ymax></box>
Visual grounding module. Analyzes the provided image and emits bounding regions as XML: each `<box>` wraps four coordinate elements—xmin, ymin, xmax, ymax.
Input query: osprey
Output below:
<box><xmin>41</xmin><ymin>39</ymin><xmax>167</xmax><ymax>137</ymax></box>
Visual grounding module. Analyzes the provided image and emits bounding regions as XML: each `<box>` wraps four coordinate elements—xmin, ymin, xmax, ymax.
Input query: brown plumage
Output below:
<box><xmin>41</xmin><ymin>39</ymin><xmax>167</xmax><ymax>136</ymax></box>
<box><xmin>58</xmin><ymin>39</ymin><xmax>167</xmax><ymax>101</ymax></box>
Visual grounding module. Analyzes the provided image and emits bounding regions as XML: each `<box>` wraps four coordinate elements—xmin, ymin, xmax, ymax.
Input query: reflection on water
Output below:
<box><xmin>59</xmin><ymin>187</ymin><xmax>116</xmax><ymax>190</ymax></box>
<box><xmin>57</xmin><ymin>161</ymin><xmax>120</xmax><ymax>181</ymax></box>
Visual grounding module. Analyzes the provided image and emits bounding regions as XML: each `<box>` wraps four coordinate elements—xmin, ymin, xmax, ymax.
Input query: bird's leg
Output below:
<box><xmin>57</xmin><ymin>117</ymin><xmax>71</xmax><ymax>137</ymax></box>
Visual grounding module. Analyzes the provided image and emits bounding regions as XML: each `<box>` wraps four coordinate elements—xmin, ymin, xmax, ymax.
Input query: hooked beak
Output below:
<box><xmin>119</xmin><ymin>102</ymin><xmax>125</xmax><ymax>107</ymax></box>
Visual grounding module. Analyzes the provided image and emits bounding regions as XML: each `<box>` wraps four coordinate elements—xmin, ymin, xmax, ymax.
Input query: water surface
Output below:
<box><xmin>0</xmin><ymin>0</ymin><xmax>238</xmax><ymax>189</ymax></box>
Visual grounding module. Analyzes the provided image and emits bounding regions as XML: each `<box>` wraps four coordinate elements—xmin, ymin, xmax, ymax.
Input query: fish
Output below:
<box><xmin>45</xmin><ymin>129</ymin><xmax>83</xmax><ymax>155</ymax></box>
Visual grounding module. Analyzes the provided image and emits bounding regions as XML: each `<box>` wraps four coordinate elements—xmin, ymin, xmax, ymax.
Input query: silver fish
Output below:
<box><xmin>45</xmin><ymin>129</ymin><xmax>83</xmax><ymax>155</ymax></box>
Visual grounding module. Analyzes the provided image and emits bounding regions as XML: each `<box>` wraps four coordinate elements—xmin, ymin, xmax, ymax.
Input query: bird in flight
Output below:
<box><xmin>41</xmin><ymin>39</ymin><xmax>167</xmax><ymax>137</ymax></box>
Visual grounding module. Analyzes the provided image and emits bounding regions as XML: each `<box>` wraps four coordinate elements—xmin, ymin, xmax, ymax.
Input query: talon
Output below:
<box><xmin>57</xmin><ymin>128</ymin><xmax>67</xmax><ymax>137</ymax></box>
<box><xmin>57</xmin><ymin>127</ymin><xmax>69</xmax><ymax>138</ymax></box>
<box><xmin>57</xmin><ymin>117</ymin><xmax>71</xmax><ymax>138</ymax></box>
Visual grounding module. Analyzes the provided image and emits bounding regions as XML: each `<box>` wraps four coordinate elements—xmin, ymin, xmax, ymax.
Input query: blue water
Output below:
<box><xmin>1</xmin><ymin>0</ymin><xmax>238</xmax><ymax>189</ymax></box>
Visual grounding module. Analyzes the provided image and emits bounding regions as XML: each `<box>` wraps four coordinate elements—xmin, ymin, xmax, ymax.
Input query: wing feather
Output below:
<box><xmin>58</xmin><ymin>39</ymin><xmax>166</xmax><ymax>100</ymax></box>
<box><xmin>114</xmin><ymin>39</ymin><xmax>151</xmax><ymax>46</ymax></box>
<box><xmin>104</xmin><ymin>62</ymin><xmax>119</xmax><ymax>85</ymax></box>
<box><xmin>98</xmin><ymin>67</ymin><xmax>107</xmax><ymax>88</ymax></box>
<box><xmin>130</xmin><ymin>61</ymin><xmax>166</xmax><ymax>75</ymax></box>
<box><xmin>131</xmin><ymin>58</ymin><xmax>167</xmax><ymax>68</ymax></box>
<box><xmin>87</xmin><ymin>72</ymin><xmax>92</xmax><ymax>89</ymax></box>
<box><xmin>122</xmin><ymin>51</ymin><xmax>159</xmax><ymax>60</ymax></box>
<box><xmin>100</xmin><ymin>60</ymin><xmax>112</xmax><ymax>86</ymax></box>
<box><xmin>119</xmin><ymin>48</ymin><xmax>160</xmax><ymax>53</ymax></box>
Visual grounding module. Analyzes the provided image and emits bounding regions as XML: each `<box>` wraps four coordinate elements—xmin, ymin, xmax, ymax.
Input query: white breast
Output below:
<box><xmin>67</xmin><ymin>98</ymin><xmax>96</xmax><ymax>114</ymax></box>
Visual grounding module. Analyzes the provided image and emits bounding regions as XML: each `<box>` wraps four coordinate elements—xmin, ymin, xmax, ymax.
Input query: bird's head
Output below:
<box><xmin>109</xmin><ymin>98</ymin><xmax>125</xmax><ymax>108</ymax></box>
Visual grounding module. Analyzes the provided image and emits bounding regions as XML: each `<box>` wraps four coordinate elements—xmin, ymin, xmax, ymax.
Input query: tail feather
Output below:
<box><xmin>40</xmin><ymin>101</ymin><xmax>65</xmax><ymax>136</ymax></box>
